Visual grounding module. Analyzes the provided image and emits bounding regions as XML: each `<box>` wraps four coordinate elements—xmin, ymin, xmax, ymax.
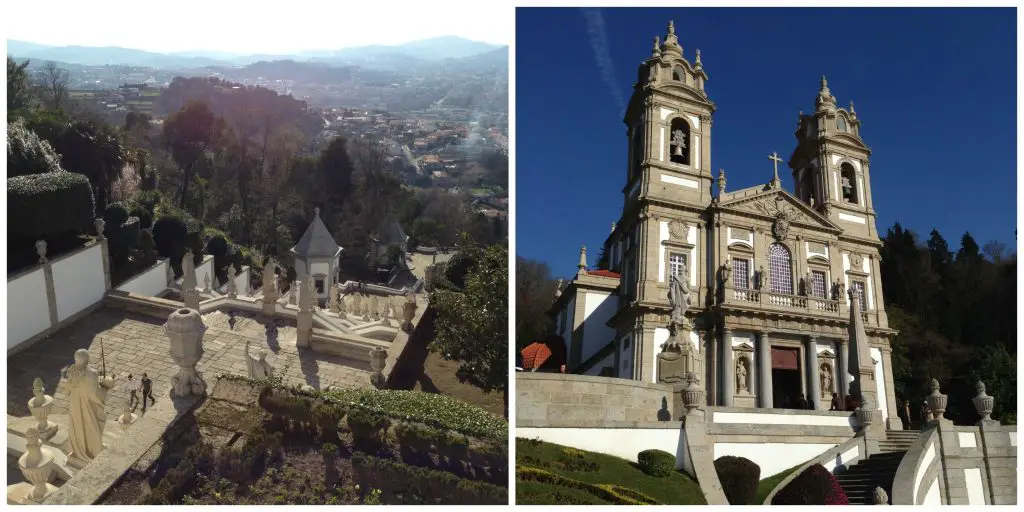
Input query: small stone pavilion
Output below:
<box><xmin>290</xmin><ymin>208</ymin><xmax>343</xmax><ymax>304</ymax></box>
<box><xmin>368</xmin><ymin>213</ymin><xmax>409</xmax><ymax>269</ymax></box>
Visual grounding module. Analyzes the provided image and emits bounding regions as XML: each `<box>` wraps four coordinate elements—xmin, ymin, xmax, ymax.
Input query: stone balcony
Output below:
<box><xmin>723</xmin><ymin>286</ymin><xmax>875</xmax><ymax>325</ymax></box>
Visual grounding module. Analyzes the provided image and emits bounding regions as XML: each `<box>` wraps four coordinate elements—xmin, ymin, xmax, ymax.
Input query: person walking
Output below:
<box><xmin>125</xmin><ymin>374</ymin><xmax>141</xmax><ymax>409</ymax></box>
<box><xmin>141</xmin><ymin>373</ymin><xmax>155</xmax><ymax>411</ymax></box>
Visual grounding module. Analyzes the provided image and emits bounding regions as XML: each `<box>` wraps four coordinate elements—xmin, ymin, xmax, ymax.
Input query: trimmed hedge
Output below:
<box><xmin>346</xmin><ymin>407</ymin><xmax>391</xmax><ymax>451</ymax></box>
<box><xmin>8</xmin><ymin>120</ymin><xmax>65</xmax><ymax>177</ymax></box>
<box><xmin>637</xmin><ymin>449</ymin><xmax>675</xmax><ymax>478</ymax></box>
<box><xmin>714</xmin><ymin>455</ymin><xmax>760</xmax><ymax>505</ymax></box>
<box><xmin>772</xmin><ymin>463</ymin><xmax>849</xmax><ymax>505</ymax></box>
<box><xmin>8</xmin><ymin>172</ymin><xmax>95</xmax><ymax>240</ymax></box>
<box><xmin>351</xmin><ymin>453</ymin><xmax>506</xmax><ymax>504</ymax></box>
<box><xmin>153</xmin><ymin>216</ymin><xmax>188</xmax><ymax>273</ymax></box>
<box><xmin>516</xmin><ymin>466</ymin><xmax>659</xmax><ymax>505</ymax></box>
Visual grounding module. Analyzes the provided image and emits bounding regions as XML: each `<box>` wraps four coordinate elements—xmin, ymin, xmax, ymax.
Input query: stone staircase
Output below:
<box><xmin>835</xmin><ymin>430</ymin><xmax>919</xmax><ymax>504</ymax></box>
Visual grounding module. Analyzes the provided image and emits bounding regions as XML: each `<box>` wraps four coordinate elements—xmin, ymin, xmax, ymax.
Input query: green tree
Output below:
<box><xmin>431</xmin><ymin>240</ymin><xmax>508</xmax><ymax>408</ymax></box>
<box><xmin>516</xmin><ymin>256</ymin><xmax>557</xmax><ymax>350</ymax></box>
<box><xmin>163</xmin><ymin>101</ymin><xmax>228</xmax><ymax>210</ymax></box>
<box><xmin>7</xmin><ymin>56</ymin><xmax>34</xmax><ymax>115</ymax></box>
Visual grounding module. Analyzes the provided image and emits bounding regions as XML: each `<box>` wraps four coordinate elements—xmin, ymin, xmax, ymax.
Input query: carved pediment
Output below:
<box><xmin>734</xmin><ymin>342</ymin><xmax>755</xmax><ymax>353</ymax></box>
<box><xmin>720</xmin><ymin>189</ymin><xmax>841</xmax><ymax>233</ymax></box>
<box><xmin>817</xmin><ymin>349</ymin><xmax>836</xmax><ymax>359</ymax></box>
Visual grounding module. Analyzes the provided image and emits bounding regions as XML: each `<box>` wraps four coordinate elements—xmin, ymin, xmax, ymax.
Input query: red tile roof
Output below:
<box><xmin>586</xmin><ymin>269</ymin><xmax>621</xmax><ymax>279</ymax></box>
<box><xmin>521</xmin><ymin>342</ymin><xmax>552</xmax><ymax>370</ymax></box>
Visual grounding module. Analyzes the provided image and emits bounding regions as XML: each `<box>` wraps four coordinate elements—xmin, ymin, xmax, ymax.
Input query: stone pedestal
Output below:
<box><xmin>164</xmin><ymin>308</ymin><xmax>207</xmax><ymax>397</ymax></box>
<box><xmin>183</xmin><ymin>289</ymin><xmax>201</xmax><ymax>310</ymax></box>
<box><xmin>681</xmin><ymin>372</ymin><xmax>705</xmax><ymax>420</ymax></box>
<box><xmin>27</xmin><ymin>379</ymin><xmax>58</xmax><ymax>441</ymax></box>
<box><xmin>296</xmin><ymin>311</ymin><xmax>312</xmax><ymax>348</ymax></box>
<box><xmin>720</xmin><ymin>330</ymin><xmax>735</xmax><ymax>407</ymax></box>
<box><xmin>402</xmin><ymin>294</ymin><xmax>417</xmax><ymax>332</ymax></box>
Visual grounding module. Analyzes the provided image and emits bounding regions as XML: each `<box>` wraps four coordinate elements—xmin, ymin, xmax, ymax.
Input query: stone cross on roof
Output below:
<box><xmin>768</xmin><ymin>151</ymin><xmax>783</xmax><ymax>188</ymax></box>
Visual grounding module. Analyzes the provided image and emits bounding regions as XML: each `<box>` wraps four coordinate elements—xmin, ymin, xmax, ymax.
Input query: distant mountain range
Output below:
<box><xmin>5</xmin><ymin>36</ymin><xmax>505</xmax><ymax>70</ymax></box>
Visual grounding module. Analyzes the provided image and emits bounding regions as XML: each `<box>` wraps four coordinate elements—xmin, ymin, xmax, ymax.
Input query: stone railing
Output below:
<box><xmin>764</xmin><ymin>435</ymin><xmax>869</xmax><ymax>504</ymax></box>
<box><xmin>892</xmin><ymin>427</ymin><xmax>941</xmax><ymax>505</ymax></box>
<box><xmin>725</xmin><ymin>286</ymin><xmax>842</xmax><ymax>316</ymax></box>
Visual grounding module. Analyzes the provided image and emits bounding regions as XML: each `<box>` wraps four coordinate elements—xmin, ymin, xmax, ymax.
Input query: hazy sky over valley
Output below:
<box><xmin>5</xmin><ymin>0</ymin><xmax>510</xmax><ymax>54</ymax></box>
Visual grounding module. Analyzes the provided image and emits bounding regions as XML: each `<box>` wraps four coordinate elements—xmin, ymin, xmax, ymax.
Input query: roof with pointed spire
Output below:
<box><xmin>661</xmin><ymin>20</ymin><xmax>682</xmax><ymax>57</ymax></box>
<box><xmin>816</xmin><ymin>75</ymin><xmax>837</xmax><ymax>111</ymax></box>
<box><xmin>372</xmin><ymin>213</ymin><xmax>408</xmax><ymax>246</ymax></box>
<box><xmin>291</xmin><ymin>207</ymin><xmax>342</xmax><ymax>259</ymax></box>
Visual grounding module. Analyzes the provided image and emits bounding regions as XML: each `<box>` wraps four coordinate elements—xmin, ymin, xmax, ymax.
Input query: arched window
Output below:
<box><xmin>669</xmin><ymin>118</ymin><xmax>690</xmax><ymax>165</ymax></box>
<box><xmin>630</xmin><ymin>124</ymin><xmax>644</xmax><ymax>181</ymax></box>
<box><xmin>672</xmin><ymin>66</ymin><xmax>685</xmax><ymax>82</ymax></box>
<box><xmin>837</xmin><ymin>116</ymin><xmax>847</xmax><ymax>132</ymax></box>
<box><xmin>840</xmin><ymin>163</ymin><xmax>858</xmax><ymax>204</ymax></box>
<box><xmin>768</xmin><ymin>243</ymin><xmax>794</xmax><ymax>295</ymax></box>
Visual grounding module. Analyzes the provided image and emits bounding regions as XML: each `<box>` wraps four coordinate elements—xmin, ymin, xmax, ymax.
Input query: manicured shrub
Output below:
<box><xmin>714</xmin><ymin>455</ymin><xmax>760</xmax><ymax>505</ymax></box>
<box><xmin>103</xmin><ymin>201</ymin><xmax>130</xmax><ymax>229</ymax></box>
<box><xmin>131</xmin><ymin>202</ymin><xmax>153</xmax><ymax>229</ymax></box>
<box><xmin>772</xmin><ymin>463</ymin><xmax>849</xmax><ymax>505</ymax></box>
<box><xmin>516</xmin><ymin>466</ymin><xmax>659</xmax><ymax>505</ymax></box>
<box><xmin>637</xmin><ymin>449</ymin><xmax>675</xmax><ymax>478</ymax></box>
<box><xmin>437</xmin><ymin>431</ymin><xmax>470</xmax><ymax>462</ymax></box>
<box><xmin>394</xmin><ymin>422</ymin><xmax>434</xmax><ymax>454</ymax></box>
<box><xmin>8</xmin><ymin>120</ymin><xmax>65</xmax><ymax>177</ymax></box>
<box><xmin>347</xmin><ymin>408</ymin><xmax>390</xmax><ymax>451</ymax></box>
<box><xmin>121</xmin><ymin>216</ymin><xmax>141</xmax><ymax>247</ymax></box>
<box><xmin>8</xmin><ymin>172</ymin><xmax>95</xmax><ymax>241</ymax></box>
<box><xmin>351</xmin><ymin>453</ymin><xmax>506</xmax><ymax>505</ymax></box>
<box><xmin>153</xmin><ymin>216</ymin><xmax>188</xmax><ymax>274</ymax></box>
<box><xmin>139</xmin><ymin>230</ymin><xmax>158</xmax><ymax>264</ymax></box>
<box><xmin>205</xmin><ymin>230</ymin><xmax>230</xmax><ymax>281</ymax></box>
<box><xmin>557</xmin><ymin>447</ymin><xmax>598</xmax><ymax>472</ymax></box>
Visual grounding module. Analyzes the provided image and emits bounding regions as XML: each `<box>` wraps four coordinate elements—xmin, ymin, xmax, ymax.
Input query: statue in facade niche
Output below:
<box><xmin>66</xmin><ymin>349</ymin><xmax>112</xmax><ymax>463</ymax></box>
<box><xmin>668</xmin><ymin>269</ymin><xmax>690</xmax><ymax>328</ymax></box>
<box><xmin>821</xmin><ymin>365</ymin><xmax>833</xmax><ymax>395</ymax></box>
<box><xmin>736</xmin><ymin>360</ymin><xmax>748</xmax><ymax>393</ymax></box>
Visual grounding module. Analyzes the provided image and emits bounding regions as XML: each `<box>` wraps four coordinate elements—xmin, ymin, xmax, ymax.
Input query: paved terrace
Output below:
<box><xmin>7</xmin><ymin>307</ymin><xmax>372</xmax><ymax>419</ymax></box>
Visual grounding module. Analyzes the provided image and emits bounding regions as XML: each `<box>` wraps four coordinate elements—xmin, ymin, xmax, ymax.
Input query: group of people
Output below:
<box><xmin>123</xmin><ymin>373</ymin><xmax>155</xmax><ymax>412</ymax></box>
<box><xmin>827</xmin><ymin>392</ymin><xmax>863</xmax><ymax>411</ymax></box>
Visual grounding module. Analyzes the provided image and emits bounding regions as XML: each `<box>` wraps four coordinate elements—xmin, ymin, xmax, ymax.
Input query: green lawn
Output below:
<box><xmin>753</xmin><ymin>462</ymin><xmax>807</xmax><ymax>505</ymax></box>
<box><xmin>516</xmin><ymin>438</ymin><xmax>706</xmax><ymax>505</ymax></box>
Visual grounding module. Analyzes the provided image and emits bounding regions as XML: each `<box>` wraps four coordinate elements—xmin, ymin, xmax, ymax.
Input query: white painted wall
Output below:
<box><xmin>728</xmin><ymin>227</ymin><xmax>754</xmax><ymax>249</ymax></box>
<box><xmin>1009</xmin><ymin>432</ymin><xmax>1017</xmax><ymax>447</ymax></box>
<box><xmin>582</xmin><ymin>351</ymin><xmax>615</xmax><ymax>376</ymax></box>
<box><xmin>923</xmin><ymin>478</ymin><xmax>940</xmax><ymax>505</ymax></box>
<box><xmin>235</xmin><ymin>266</ymin><xmax>251</xmax><ymax>296</ymax></box>
<box><xmin>714</xmin><ymin>443</ymin><xmax>838</xmax><ymax>478</ymax></box>
<box><xmin>51</xmin><ymin>244</ymin><xmax>105</xmax><ymax>322</ymax></box>
<box><xmin>658</xmin><ymin>221</ymin><xmax>669</xmax><ymax>283</ymax></box>
<box><xmin>957</xmin><ymin>432</ymin><xmax>977</xmax><ymax>448</ymax></box>
<box><xmin>580</xmin><ymin>291</ymin><xmax>617</xmax><ymax>364</ymax></box>
<box><xmin>964</xmin><ymin>467</ymin><xmax>985</xmax><ymax>505</ymax></box>
<box><xmin>729</xmin><ymin>331</ymin><xmax>754</xmax><ymax>348</ymax></box>
<box><xmin>658</xmin><ymin>221</ymin><xmax>698</xmax><ymax>287</ymax></box>
<box><xmin>7</xmin><ymin>269</ymin><xmax>51</xmax><ymax>349</ymax></box>
<box><xmin>195</xmin><ymin>256</ymin><xmax>214</xmax><ymax>289</ymax></box>
<box><xmin>870</xmin><ymin>347</ymin><xmax>888</xmax><ymax>423</ymax></box>
<box><xmin>517</xmin><ymin>427</ymin><xmax>685</xmax><ymax>469</ymax></box>
<box><xmin>822</xmin><ymin>444</ymin><xmax>861</xmax><ymax>473</ymax></box>
<box><xmin>310</xmin><ymin>262</ymin><xmax>331</xmax><ymax>280</ymax></box>
<box><xmin>116</xmin><ymin>259</ymin><xmax>169</xmax><ymax>296</ymax></box>
<box><xmin>913</xmin><ymin>440</ymin><xmax>936</xmax><ymax>502</ymax></box>
<box><xmin>805</xmin><ymin>241</ymin><xmax>829</xmax><ymax>261</ymax></box>
<box><xmin>838</xmin><ymin>212</ymin><xmax>866</xmax><ymax>225</ymax></box>
<box><xmin>712</xmin><ymin>411</ymin><xmax>855</xmax><ymax>428</ymax></box>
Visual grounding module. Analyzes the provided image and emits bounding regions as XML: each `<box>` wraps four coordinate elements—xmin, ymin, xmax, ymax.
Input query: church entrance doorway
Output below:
<box><xmin>771</xmin><ymin>347</ymin><xmax>804</xmax><ymax>409</ymax></box>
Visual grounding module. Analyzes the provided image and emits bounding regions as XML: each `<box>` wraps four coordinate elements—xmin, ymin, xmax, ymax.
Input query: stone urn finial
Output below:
<box><xmin>94</xmin><ymin>218</ymin><xmax>106</xmax><ymax>240</ymax></box>
<box><xmin>18</xmin><ymin>427</ymin><xmax>57</xmax><ymax>502</ymax></box>
<box><xmin>35</xmin><ymin>240</ymin><xmax>48</xmax><ymax>264</ymax></box>
<box><xmin>972</xmin><ymin>380</ymin><xmax>995</xmax><ymax>422</ymax></box>
<box><xmin>27</xmin><ymin>378</ymin><xmax>57</xmax><ymax>440</ymax></box>
<box><xmin>872</xmin><ymin>486</ymin><xmax>889</xmax><ymax>505</ymax></box>
<box><xmin>926</xmin><ymin>378</ymin><xmax>947</xmax><ymax>421</ymax></box>
<box><xmin>369</xmin><ymin>347</ymin><xmax>388</xmax><ymax>388</ymax></box>
<box><xmin>856</xmin><ymin>394</ymin><xmax>875</xmax><ymax>427</ymax></box>
<box><xmin>164</xmin><ymin>308</ymin><xmax>208</xmax><ymax>397</ymax></box>
<box><xmin>681</xmin><ymin>372</ymin><xmax>705</xmax><ymax>417</ymax></box>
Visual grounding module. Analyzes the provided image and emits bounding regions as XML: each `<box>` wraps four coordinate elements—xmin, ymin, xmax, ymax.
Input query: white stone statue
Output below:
<box><xmin>736</xmin><ymin>359</ymin><xmax>748</xmax><ymax>393</ymax></box>
<box><xmin>244</xmin><ymin>340</ymin><xmax>274</xmax><ymax>380</ymax></box>
<box><xmin>328</xmin><ymin>285</ymin><xmax>340</xmax><ymax>313</ymax></box>
<box><xmin>381</xmin><ymin>301</ymin><xmax>392</xmax><ymax>327</ymax></box>
<box><xmin>203</xmin><ymin>272</ymin><xmax>211</xmax><ymax>291</ymax></box>
<box><xmin>181</xmin><ymin>250</ymin><xmax>197</xmax><ymax>290</ymax></box>
<box><xmin>262</xmin><ymin>260</ymin><xmax>277</xmax><ymax>295</ymax></box>
<box><xmin>668</xmin><ymin>269</ymin><xmax>691</xmax><ymax>327</ymax></box>
<box><xmin>337</xmin><ymin>291</ymin><xmax>347</xmax><ymax>319</ymax></box>
<box><xmin>226</xmin><ymin>266</ymin><xmax>238</xmax><ymax>299</ymax></box>
<box><xmin>821</xmin><ymin>364</ymin><xmax>833</xmax><ymax>395</ymax></box>
<box><xmin>66</xmin><ymin>349</ymin><xmax>110</xmax><ymax>463</ymax></box>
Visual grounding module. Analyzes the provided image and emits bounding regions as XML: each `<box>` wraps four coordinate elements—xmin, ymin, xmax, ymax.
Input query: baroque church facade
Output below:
<box><xmin>550</xmin><ymin>21</ymin><xmax>902</xmax><ymax>429</ymax></box>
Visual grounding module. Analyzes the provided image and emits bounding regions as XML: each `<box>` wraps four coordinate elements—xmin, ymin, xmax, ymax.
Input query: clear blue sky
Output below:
<box><xmin>515</xmin><ymin>7</ymin><xmax>1017</xmax><ymax>278</ymax></box>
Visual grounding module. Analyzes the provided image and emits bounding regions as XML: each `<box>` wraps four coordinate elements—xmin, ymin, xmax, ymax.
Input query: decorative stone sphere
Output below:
<box><xmin>872</xmin><ymin>486</ymin><xmax>889</xmax><ymax>505</ymax></box>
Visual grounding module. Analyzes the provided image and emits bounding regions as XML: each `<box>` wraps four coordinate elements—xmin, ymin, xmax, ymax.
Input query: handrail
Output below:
<box><xmin>892</xmin><ymin>427</ymin><xmax>938</xmax><ymax>505</ymax></box>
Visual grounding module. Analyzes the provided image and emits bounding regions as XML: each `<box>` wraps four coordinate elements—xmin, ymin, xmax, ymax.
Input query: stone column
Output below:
<box><xmin>806</xmin><ymin>336</ymin><xmax>821</xmax><ymax>410</ymax></box>
<box><xmin>720</xmin><ymin>329</ymin><xmax>734</xmax><ymax>407</ymax></box>
<box><xmin>639</xmin><ymin>325</ymin><xmax>657</xmax><ymax>383</ymax></box>
<box><xmin>705</xmin><ymin>328</ymin><xmax>717</xmax><ymax>406</ymax></box>
<box><xmin>880</xmin><ymin>346</ymin><xmax>903</xmax><ymax>430</ymax></box>
<box><xmin>757</xmin><ymin>331</ymin><xmax>774</xmax><ymax>408</ymax></box>
<box><xmin>837</xmin><ymin>339</ymin><xmax>850</xmax><ymax>402</ymax></box>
